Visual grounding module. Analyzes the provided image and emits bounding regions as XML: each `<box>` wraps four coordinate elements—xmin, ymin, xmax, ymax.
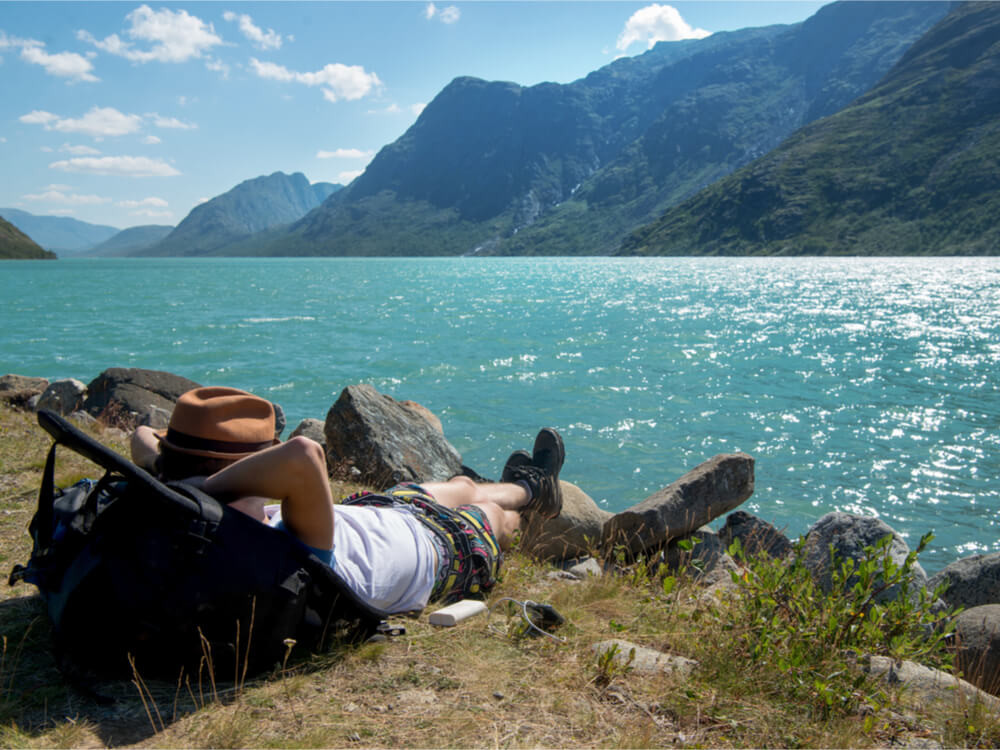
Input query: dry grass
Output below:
<box><xmin>1</xmin><ymin>403</ymin><xmax>999</xmax><ymax>748</ymax></box>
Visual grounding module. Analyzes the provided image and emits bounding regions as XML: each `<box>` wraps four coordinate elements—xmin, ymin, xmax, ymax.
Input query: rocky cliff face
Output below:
<box><xmin>269</xmin><ymin>1</ymin><xmax>949</xmax><ymax>257</ymax></box>
<box><xmin>619</xmin><ymin>2</ymin><xmax>1000</xmax><ymax>257</ymax></box>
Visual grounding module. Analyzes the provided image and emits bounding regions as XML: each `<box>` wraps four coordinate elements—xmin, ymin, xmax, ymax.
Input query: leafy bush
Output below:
<box><xmin>723</xmin><ymin>532</ymin><xmax>956</xmax><ymax>719</ymax></box>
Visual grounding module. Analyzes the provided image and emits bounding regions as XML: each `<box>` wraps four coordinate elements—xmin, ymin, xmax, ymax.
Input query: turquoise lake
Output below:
<box><xmin>3</xmin><ymin>256</ymin><xmax>998</xmax><ymax>573</ymax></box>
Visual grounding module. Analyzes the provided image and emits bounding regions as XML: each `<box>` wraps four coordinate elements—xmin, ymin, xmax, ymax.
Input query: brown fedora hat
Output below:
<box><xmin>157</xmin><ymin>387</ymin><xmax>277</xmax><ymax>459</ymax></box>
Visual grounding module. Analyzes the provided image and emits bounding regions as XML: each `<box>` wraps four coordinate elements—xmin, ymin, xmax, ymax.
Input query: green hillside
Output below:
<box><xmin>620</xmin><ymin>2</ymin><xmax>1000</xmax><ymax>257</ymax></box>
<box><xmin>258</xmin><ymin>2</ymin><xmax>947</xmax><ymax>257</ymax></box>
<box><xmin>0</xmin><ymin>216</ymin><xmax>56</xmax><ymax>259</ymax></box>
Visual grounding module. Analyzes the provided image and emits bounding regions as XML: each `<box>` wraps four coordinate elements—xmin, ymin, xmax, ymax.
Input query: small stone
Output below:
<box><xmin>348</xmin><ymin>732</ymin><xmax>362</xmax><ymax>742</ymax></box>
<box><xmin>493</xmin><ymin>691</ymin><xmax>504</xmax><ymax>700</ymax></box>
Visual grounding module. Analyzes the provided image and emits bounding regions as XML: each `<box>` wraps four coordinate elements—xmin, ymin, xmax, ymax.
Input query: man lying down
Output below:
<box><xmin>131</xmin><ymin>387</ymin><xmax>565</xmax><ymax>613</ymax></box>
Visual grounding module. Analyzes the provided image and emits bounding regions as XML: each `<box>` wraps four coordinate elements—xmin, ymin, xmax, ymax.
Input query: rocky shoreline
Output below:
<box><xmin>3</xmin><ymin>367</ymin><xmax>999</xmax><ymax>705</ymax></box>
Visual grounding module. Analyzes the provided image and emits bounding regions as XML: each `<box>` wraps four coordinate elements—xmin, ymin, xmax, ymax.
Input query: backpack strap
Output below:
<box><xmin>36</xmin><ymin>409</ymin><xmax>220</xmax><ymax>524</ymax></box>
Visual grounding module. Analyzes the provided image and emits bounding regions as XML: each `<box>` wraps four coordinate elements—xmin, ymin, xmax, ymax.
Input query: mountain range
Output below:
<box><xmin>619</xmin><ymin>1</ymin><xmax>1000</xmax><ymax>255</ymax></box>
<box><xmin>141</xmin><ymin>171</ymin><xmax>340</xmax><ymax>256</ymax></box>
<box><xmin>0</xmin><ymin>208</ymin><xmax>118</xmax><ymax>256</ymax></box>
<box><xmin>234</xmin><ymin>0</ymin><xmax>951</xmax><ymax>257</ymax></box>
<box><xmin>0</xmin><ymin>216</ymin><xmax>55</xmax><ymax>260</ymax></box>
<box><xmin>9</xmin><ymin>1</ymin><xmax>996</xmax><ymax>259</ymax></box>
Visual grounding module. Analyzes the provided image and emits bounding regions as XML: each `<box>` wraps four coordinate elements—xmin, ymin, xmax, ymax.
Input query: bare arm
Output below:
<box><xmin>131</xmin><ymin>425</ymin><xmax>161</xmax><ymax>474</ymax></box>
<box><xmin>204</xmin><ymin>436</ymin><xmax>335</xmax><ymax>551</ymax></box>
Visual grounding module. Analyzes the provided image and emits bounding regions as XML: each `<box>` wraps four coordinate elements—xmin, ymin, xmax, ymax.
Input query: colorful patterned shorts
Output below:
<box><xmin>341</xmin><ymin>484</ymin><xmax>503</xmax><ymax>604</ymax></box>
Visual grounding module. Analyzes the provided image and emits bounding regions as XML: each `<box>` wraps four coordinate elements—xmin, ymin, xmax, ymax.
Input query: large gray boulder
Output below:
<box><xmin>290</xmin><ymin>418</ymin><xmax>326</xmax><ymax>451</ymax></box>
<box><xmin>802</xmin><ymin>512</ymin><xmax>927</xmax><ymax>601</ymax></box>
<box><xmin>520</xmin><ymin>481</ymin><xmax>612</xmax><ymax>561</ymax></box>
<box><xmin>83</xmin><ymin>368</ymin><xmax>200</xmax><ymax>427</ymax></box>
<box><xmin>0</xmin><ymin>374</ymin><xmax>49</xmax><ymax>409</ymax></box>
<box><xmin>324</xmin><ymin>384</ymin><xmax>461</xmax><ymax>485</ymax></box>
<box><xmin>718</xmin><ymin>510</ymin><xmax>793</xmax><ymax>560</ymax></box>
<box><xmin>928</xmin><ymin>553</ymin><xmax>1000</xmax><ymax>609</ymax></box>
<box><xmin>601</xmin><ymin>453</ymin><xmax>754</xmax><ymax>559</ymax></box>
<box><xmin>953</xmin><ymin>604</ymin><xmax>1000</xmax><ymax>697</ymax></box>
<box><xmin>37</xmin><ymin>378</ymin><xmax>87</xmax><ymax>416</ymax></box>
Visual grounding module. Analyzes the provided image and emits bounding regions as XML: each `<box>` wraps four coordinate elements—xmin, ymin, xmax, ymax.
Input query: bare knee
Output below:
<box><xmin>446</xmin><ymin>475</ymin><xmax>477</xmax><ymax>491</ymax></box>
<box><xmin>283</xmin><ymin>435</ymin><xmax>328</xmax><ymax>474</ymax></box>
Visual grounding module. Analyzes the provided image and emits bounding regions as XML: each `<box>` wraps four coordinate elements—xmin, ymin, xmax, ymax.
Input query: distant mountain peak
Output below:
<box><xmin>143</xmin><ymin>171</ymin><xmax>341</xmax><ymax>256</ymax></box>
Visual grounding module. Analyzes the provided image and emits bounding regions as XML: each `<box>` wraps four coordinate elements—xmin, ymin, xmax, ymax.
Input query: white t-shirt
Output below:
<box><xmin>267</xmin><ymin>504</ymin><xmax>438</xmax><ymax>613</ymax></box>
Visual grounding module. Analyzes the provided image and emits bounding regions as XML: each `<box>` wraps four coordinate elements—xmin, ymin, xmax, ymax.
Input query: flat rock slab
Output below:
<box><xmin>866</xmin><ymin>655</ymin><xmax>1000</xmax><ymax>712</ymax></box>
<box><xmin>324</xmin><ymin>384</ymin><xmax>462</xmax><ymax>485</ymax></box>
<box><xmin>593</xmin><ymin>639</ymin><xmax>698</xmax><ymax>677</ymax></box>
<box><xmin>602</xmin><ymin>453</ymin><xmax>754</xmax><ymax>559</ymax></box>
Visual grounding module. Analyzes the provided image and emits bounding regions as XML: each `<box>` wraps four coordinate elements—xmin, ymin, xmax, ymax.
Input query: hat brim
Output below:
<box><xmin>155</xmin><ymin>430</ymin><xmax>275</xmax><ymax>460</ymax></box>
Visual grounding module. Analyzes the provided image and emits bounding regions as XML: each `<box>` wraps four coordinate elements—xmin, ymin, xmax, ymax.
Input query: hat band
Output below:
<box><xmin>165</xmin><ymin>428</ymin><xmax>274</xmax><ymax>456</ymax></box>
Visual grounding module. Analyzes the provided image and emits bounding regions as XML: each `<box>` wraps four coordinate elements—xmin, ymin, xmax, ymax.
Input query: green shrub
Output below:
<box><xmin>723</xmin><ymin>533</ymin><xmax>956</xmax><ymax>720</ymax></box>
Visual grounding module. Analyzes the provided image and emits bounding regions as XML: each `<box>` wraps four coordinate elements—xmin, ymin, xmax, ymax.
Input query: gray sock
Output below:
<box><xmin>515</xmin><ymin>480</ymin><xmax>533</xmax><ymax>501</ymax></box>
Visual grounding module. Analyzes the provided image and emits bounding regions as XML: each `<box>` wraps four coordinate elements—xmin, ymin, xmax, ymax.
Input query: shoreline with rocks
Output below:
<box><xmin>3</xmin><ymin>366</ymin><xmax>999</xmax><ymax>705</ymax></box>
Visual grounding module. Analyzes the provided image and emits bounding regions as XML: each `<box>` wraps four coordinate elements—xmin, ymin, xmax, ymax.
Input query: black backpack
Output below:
<box><xmin>9</xmin><ymin>409</ymin><xmax>391</xmax><ymax>680</ymax></box>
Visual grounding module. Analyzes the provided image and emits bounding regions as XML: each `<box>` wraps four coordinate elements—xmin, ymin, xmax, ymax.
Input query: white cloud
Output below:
<box><xmin>20</xmin><ymin>110</ymin><xmax>59</xmax><ymax>127</ymax></box>
<box><xmin>20</xmin><ymin>106</ymin><xmax>143</xmax><ymax>138</ymax></box>
<box><xmin>250</xmin><ymin>57</ymin><xmax>381</xmax><ymax>102</ymax></box>
<box><xmin>142</xmin><ymin>135</ymin><xmax>161</xmax><ymax>145</ymax></box>
<box><xmin>425</xmin><ymin>3</ymin><xmax>460</xmax><ymax>24</ymax></box>
<box><xmin>411</xmin><ymin>102</ymin><xmax>427</xmax><ymax>117</ymax></box>
<box><xmin>129</xmin><ymin>208</ymin><xmax>173</xmax><ymax>219</ymax></box>
<box><xmin>205</xmin><ymin>57</ymin><xmax>230</xmax><ymax>78</ymax></box>
<box><xmin>22</xmin><ymin>188</ymin><xmax>111</xmax><ymax>205</ymax></box>
<box><xmin>78</xmin><ymin>5</ymin><xmax>223</xmax><ymax>64</ymax></box>
<box><xmin>337</xmin><ymin>170</ymin><xmax>364</xmax><ymax>183</ymax></box>
<box><xmin>151</xmin><ymin>114</ymin><xmax>196</xmax><ymax>130</ymax></box>
<box><xmin>316</xmin><ymin>148</ymin><xmax>374</xmax><ymax>160</ymax></box>
<box><xmin>367</xmin><ymin>103</ymin><xmax>401</xmax><ymax>115</ymax></box>
<box><xmin>0</xmin><ymin>31</ymin><xmax>98</xmax><ymax>82</ymax></box>
<box><xmin>59</xmin><ymin>143</ymin><xmax>101</xmax><ymax>155</ymax></box>
<box><xmin>223</xmin><ymin>11</ymin><xmax>284</xmax><ymax>50</ymax></box>
<box><xmin>20</xmin><ymin>41</ymin><xmax>99</xmax><ymax>82</ymax></box>
<box><xmin>49</xmin><ymin>155</ymin><xmax>181</xmax><ymax>177</ymax></box>
<box><xmin>617</xmin><ymin>4</ymin><xmax>711</xmax><ymax>52</ymax></box>
<box><xmin>118</xmin><ymin>196</ymin><xmax>168</xmax><ymax>208</ymax></box>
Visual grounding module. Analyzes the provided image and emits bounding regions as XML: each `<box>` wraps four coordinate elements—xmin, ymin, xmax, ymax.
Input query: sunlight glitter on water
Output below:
<box><xmin>2</xmin><ymin>256</ymin><xmax>998</xmax><ymax>572</ymax></box>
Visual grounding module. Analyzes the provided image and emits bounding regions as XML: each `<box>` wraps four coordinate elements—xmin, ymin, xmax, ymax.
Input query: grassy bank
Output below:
<box><xmin>0</xmin><ymin>403</ymin><xmax>997</xmax><ymax>748</ymax></box>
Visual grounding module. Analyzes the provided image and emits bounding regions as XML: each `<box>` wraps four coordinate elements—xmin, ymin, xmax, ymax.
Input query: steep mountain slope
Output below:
<box><xmin>0</xmin><ymin>208</ymin><xmax>118</xmax><ymax>254</ymax></box>
<box><xmin>86</xmin><ymin>225</ymin><xmax>174</xmax><ymax>256</ymax></box>
<box><xmin>260</xmin><ymin>1</ymin><xmax>948</xmax><ymax>257</ymax></box>
<box><xmin>619</xmin><ymin>2</ymin><xmax>1000</xmax><ymax>256</ymax></box>
<box><xmin>144</xmin><ymin>172</ymin><xmax>339</xmax><ymax>256</ymax></box>
<box><xmin>0</xmin><ymin>216</ymin><xmax>56</xmax><ymax>259</ymax></box>
<box><xmin>504</xmin><ymin>0</ymin><xmax>953</xmax><ymax>255</ymax></box>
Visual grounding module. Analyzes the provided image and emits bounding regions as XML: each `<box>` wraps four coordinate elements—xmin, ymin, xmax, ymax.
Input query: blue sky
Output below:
<box><xmin>1</xmin><ymin>1</ymin><xmax>825</xmax><ymax>230</ymax></box>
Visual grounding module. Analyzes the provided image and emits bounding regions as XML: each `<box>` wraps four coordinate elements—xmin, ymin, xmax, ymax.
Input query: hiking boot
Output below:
<box><xmin>501</xmin><ymin>449</ymin><xmax>532</xmax><ymax>483</ymax></box>
<box><xmin>502</xmin><ymin>428</ymin><xmax>564</xmax><ymax>519</ymax></box>
<box><xmin>531</xmin><ymin>427</ymin><xmax>565</xmax><ymax>483</ymax></box>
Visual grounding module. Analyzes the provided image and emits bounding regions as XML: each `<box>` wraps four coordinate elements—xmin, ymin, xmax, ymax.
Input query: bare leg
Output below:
<box><xmin>421</xmin><ymin>475</ymin><xmax>530</xmax><ymax>511</ymax></box>
<box><xmin>420</xmin><ymin>476</ymin><xmax>528</xmax><ymax>549</ymax></box>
